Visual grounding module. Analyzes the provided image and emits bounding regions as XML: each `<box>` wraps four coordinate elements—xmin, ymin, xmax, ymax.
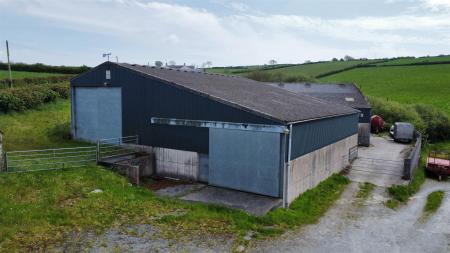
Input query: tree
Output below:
<box><xmin>169</xmin><ymin>61</ymin><xmax>176</xmax><ymax>66</ymax></box>
<box><xmin>154</xmin><ymin>61</ymin><xmax>163</xmax><ymax>67</ymax></box>
<box><xmin>344</xmin><ymin>55</ymin><xmax>354</xmax><ymax>61</ymax></box>
<box><xmin>202</xmin><ymin>61</ymin><xmax>213</xmax><ymax>68</ymax></box>
<box><xmin>332</xmin><ymin>58</ymin><xmax>338</xmax><ymax>62</ymax></box>
<box><xmin>268</xmin><ymin>59</ymin><xmax>277</xmax><ymax>65</ymax></box>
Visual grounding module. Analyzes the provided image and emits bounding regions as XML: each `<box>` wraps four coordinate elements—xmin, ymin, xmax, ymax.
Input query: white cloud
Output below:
<box><xmin>0</xmin><ymin>0</ymin><xmax>449</xmax><ymax>66</ymax></box>
<box><xmin>229</xmin><ymin>2</ymin><xmax>249</xmax><ymax>12</ymax></box>
<box><xmin>421</xmin><ymin>0</ymin><xmax>450</xmax><ymax>10</ymax></box>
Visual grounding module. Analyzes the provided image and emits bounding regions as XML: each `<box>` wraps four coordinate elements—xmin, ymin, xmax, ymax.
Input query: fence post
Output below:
<box><xmin>96</xmin><ymin>139</ymin><xmax>100</xmax><ymax>163</ymax></box>
<box><xmin>3</xmin><ymin>153</ymin><xmax>7</xmax><ymax>172</ymax></box>
<box><xmin>136</xmin><ymin>135</ymin><xmax>139</xmax><ymax>145</ymax></box>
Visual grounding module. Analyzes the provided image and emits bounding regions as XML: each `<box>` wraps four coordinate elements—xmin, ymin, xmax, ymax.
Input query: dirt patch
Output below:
<box><xmin>146</xmin><ymin>178</ymin><xmax>190</xmax><ymax>191</ymax></box>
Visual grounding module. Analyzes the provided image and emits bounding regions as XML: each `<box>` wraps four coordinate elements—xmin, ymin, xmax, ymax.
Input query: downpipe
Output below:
<box><xmin>283</xmin><ymin>124</ymin><xmax>293</xmax><ymax>208</ymax></box>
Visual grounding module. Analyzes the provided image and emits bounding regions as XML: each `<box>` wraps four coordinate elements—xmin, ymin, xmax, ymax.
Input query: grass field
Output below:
<box><xmin>376</xmin><ymin>55</ymin><xmax>450</xmax><ymax>66</ymax></box>
<box><xmin>0</xmin><ymin>70</ymin><xmax>65</xmax><ymax>79</ymax></box>
<box><xmin>321</xmin><ymin>64</ymin><xmax>450</xmax><ymax>115</ymax></box>
<box><xmin>0</xmin><ymin>100</ymin><xmax>351</xmax><ymax>251</ymax></box>
<box><xmin>256</xmin><ymin>60</ymin><xmax>379</xmax><ymax>78</ymax></box>
<box><xmin>207</xmin><ymin>64</ymin><xmax>295</xmax><ymax>75</ymax></box>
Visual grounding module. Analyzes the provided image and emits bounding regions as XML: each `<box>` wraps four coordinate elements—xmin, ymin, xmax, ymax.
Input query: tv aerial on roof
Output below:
<box><xmin>102</xmin><ymin>52</ymin><xmax>112</xmax><ymax>61</ymax></box>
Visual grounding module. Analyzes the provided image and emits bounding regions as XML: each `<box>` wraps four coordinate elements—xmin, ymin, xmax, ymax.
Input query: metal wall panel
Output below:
<box><xmin>198</xmin><ymin>154</ymin><xmax>209</xmax><ymax>183</ymax></box>
<box><xmin>73</xmin><ymin>87</ymin><xmax>122</xmax><ymax>142</ymax></box>
<box><xmin>209</xmin><ymin>128</ymin><xmax>282</xmax><ymax>197</ymax></box>
<box><xmin>290</xmin><ymin>113</ymin><xmax>359</xmax><ymax>160</ymax></box>
<box><xmin>358</xmin><ymin>108</ymin><xmax>371</xmax><ymax>123</ymax></box>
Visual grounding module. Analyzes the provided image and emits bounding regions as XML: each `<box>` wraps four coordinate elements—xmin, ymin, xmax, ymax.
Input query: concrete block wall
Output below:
<box><xmin>287</xmin><ymin>134</ymin><xmax>358</xmax><ymax>204</ymax></box>
<box><xmin>154</xmin><ymin>147</ymin><xmax>199</xmax><ymax>181</ymax></box>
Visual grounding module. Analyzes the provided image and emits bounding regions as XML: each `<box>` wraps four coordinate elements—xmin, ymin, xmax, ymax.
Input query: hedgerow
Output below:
<box><xmin>0</xmin><ymin>75</ymin><xmax>73</xmax><ymax>88</ymax></box>
<box><xmin>0</xmin><ymin>62</ymin><xmax>89</xmax><ymax>74</ymax></box>
<box><xmin>369</xmin><ymin>96</ymin><xmax>450</xmax><ymax>142</ymax></box>
<box><xmin>0</xmin><ymin>83</ymin><xmax>69</xmax><ymax>112</ymax></box>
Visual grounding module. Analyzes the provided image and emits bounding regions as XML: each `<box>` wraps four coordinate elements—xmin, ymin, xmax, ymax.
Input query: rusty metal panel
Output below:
<box><xmin>154</xmin><ymin>147</ymin><xmax>199</xmax><ymax>181</ymax></box>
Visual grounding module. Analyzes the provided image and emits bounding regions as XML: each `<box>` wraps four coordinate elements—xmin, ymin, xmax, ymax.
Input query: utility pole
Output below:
<box><xmin>6</xmin><ymin>40</ymin><xmax>13</xmax><ymax>88</ymax></box>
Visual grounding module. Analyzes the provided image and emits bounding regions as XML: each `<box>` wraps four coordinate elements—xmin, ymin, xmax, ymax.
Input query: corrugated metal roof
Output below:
<box><xmin>266</xmin><ymin>82</ymin><xmax>371</xmax><ymax>109</ymax></box>
<box><xmin>115</xmin><ymin>63</ymin><xmax>359</xmax><ymax>123</ymax></box>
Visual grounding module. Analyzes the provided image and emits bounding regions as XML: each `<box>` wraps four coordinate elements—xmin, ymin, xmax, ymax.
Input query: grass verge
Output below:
<box><xmin>0</xmin><ymin>100</ymin><xmax>351</xmax><ymax>251</ymax></box>
<box><xmin>424</xmin><ymin>191</ymin><xmax>445</xmax><ymax>214</ymax></box>
<box><xmin>386</xmin><ymin>166</ymin><xmax>425</xmax><ymax>209</ymax></box>
<box><xmin>354</xmin><ymin>182</ymin><xmax>375</xmax><ymax>206</ymax></box>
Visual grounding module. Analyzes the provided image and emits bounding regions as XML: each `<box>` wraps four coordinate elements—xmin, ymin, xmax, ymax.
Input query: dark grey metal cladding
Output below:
<box><xmin>71</xmin><ymin>62</ymin><xmax>280</xmax><ymax>153</ymax></box>
<box><xmin>290</xmin><ymin>113</ymin><xmax>359</xmax><ymax>160</ymax></box>
<box><xmin>357</xmin><ymin>107</ymin><xmax>371</xmax><ymax>123</ymax></box>
<box><xmin>209</xmin><ymin>128</ymin><xmax>282</xmax><ymax>197</ymax></box>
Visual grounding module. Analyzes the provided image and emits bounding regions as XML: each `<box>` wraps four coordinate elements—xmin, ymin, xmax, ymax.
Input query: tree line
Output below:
<box><xmin>0</xmin><ymin>62</ymin><xmax>90</xmax><ymax>74</ymax></box>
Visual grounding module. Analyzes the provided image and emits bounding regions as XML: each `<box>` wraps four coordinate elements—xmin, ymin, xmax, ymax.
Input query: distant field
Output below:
<box><xmin>376</xmin><ymin>55</ymin><xmax>450</xmax><ymax>66</ymax></box>
<box><xmin>321</xmin><ymin>64</ymin><xmax>450</xmax><ymax>115</ymax></box>
<box><xmin>207</xmin><ymin>64</ymin><xmax>295</xmax><ymax>75</ymax></box>
<box><xmin>211</xmin><ymin>60</ymin><xmax>380</xmax><ymax>78</ymax></box>
<box><xmin>255</xmin><ymin>60</ymin><xmax>380</xmax><ymax>78</ymax></box>
<box><xmin>0</xmin><ymin>70</ymin><xmax>65</xmax><ymax>79</ymax></box>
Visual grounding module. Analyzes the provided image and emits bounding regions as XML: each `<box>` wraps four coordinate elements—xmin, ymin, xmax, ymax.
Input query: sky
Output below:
<box><xmin>0</xmin><ymin>0</ymin><xmax>450</xmax><ymax>67</ymax></box>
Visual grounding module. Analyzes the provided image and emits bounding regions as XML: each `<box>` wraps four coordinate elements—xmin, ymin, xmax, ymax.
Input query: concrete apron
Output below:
<box><xmin>348</xmin><ymin>135</ymin><xmax>410</xmax><ymax>187</ymax></box>
<box><xmin>155</xmin><ymin>184</ymin><xmax>282</xmax><ymax>216</ymax></box>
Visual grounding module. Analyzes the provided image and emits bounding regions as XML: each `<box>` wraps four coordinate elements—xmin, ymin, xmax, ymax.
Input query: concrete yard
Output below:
<box><xmin>155</xmin><ymin>182</ymin><xmax>282</xmax><ymax>216</ymax></box>
<box><xmin>348</xmin><ymin>135</ymin><xmax>411</xmax><ymax>187</ymax></box>
<box><xmin>251</xmin><ymin>180</ymin><xmax>450</xmax><ymax>253</ymax></box>
<box><xmin>181</xmin><ymin>186</ymin><xmax>282</xmax><ymax>216</ymax></box>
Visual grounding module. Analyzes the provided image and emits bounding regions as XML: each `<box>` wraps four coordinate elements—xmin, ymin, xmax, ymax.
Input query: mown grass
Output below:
<box><xmin>321</xmin><ymin>64</ymin><xmax>450</xmax><ymax>115</ymax></box>
<box><xmin>0</xmin><ymin>70</ymin><xmax>66</xmax><ymax>79</ymax></box>
<box><xmin>0</xmin><ymin>99</ymin><xmax>351</xmax><ymax>251</ymax></box>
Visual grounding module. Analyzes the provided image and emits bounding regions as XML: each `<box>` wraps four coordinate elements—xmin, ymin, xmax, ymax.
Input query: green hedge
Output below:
<box><xmin>0</xmin><ymin>83</ymin><xmax>69</xmax><ymax>112</ymax></box>
<box><xmin>0</xmin><ymin>62</ymin><xmax>90</xmax><ymax>74</ymax></box>
<box><xmin>369</xmin><ymin>96</ymin><xmax>450</xmax><ymax>142</ymax></box>
<box><xmin>246</xmin><ymin>70</ymin><xmax>315</xmax><ymax>83</ymax></box>
<box><xmin>0</xmin><ymin>75</ymin><xmax>73</xmax><ymax>88</ymax></box>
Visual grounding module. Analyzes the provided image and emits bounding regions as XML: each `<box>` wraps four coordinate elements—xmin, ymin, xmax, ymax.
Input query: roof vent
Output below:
<box><xmin>345</xmin><ymin>97</ymin><xmax>355</xmax><ymax>102</ymax></box>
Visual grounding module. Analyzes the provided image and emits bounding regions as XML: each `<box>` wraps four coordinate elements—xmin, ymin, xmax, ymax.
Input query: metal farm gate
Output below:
<box><xmin>97</xmin><ymin>135</ymin><xmax>139</xmax><ymax>161</ymax></box>
<box><xmin>351</xmin><ymin>156</ymin><xmax>404</xmax><ymax>177</ymax></box>
<box><xmin>4</xmin><ymin>146</ymin><xmax>97</xmax><ymax>172</ymax></box>
<box><xmin>2</xmin><ymin>136</ymin><xmax>139</xmax><ymax>173</ymax></box>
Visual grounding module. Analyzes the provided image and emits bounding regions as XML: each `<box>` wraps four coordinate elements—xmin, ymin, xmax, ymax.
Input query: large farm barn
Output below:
<box><xmin>70</xmin><ymin>62</ymin><xmax>359</xmax><ymax>205</ymax></box>
<box><xmin>266</xmin><ymin>83</ymin><xmax>372</xmax><ymax>146</ymax></box>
